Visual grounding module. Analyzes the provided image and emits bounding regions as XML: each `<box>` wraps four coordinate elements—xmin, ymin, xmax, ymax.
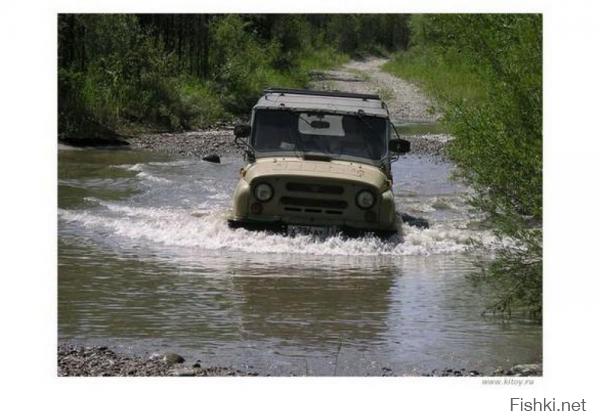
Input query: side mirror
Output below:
<box><xmin>234</xmin><ymin>124</ymin><xmax>251</xmax><ymax>138</ymax></box>
<box><xmin>389</xmin><ymin>138</ymin><xmax>410</xmax><ymax>155</ymax></box>
<box><xmin>233</xmin><ymin>123</ymin><xmax>255</xmax><ymax>162</ymax></box>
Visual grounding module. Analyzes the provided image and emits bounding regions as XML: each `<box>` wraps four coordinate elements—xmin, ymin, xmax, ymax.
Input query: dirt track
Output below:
<box><xmin>310</xmin><ymin>57</ymin><xmax>441</xmax><ymax>122</ymax></box>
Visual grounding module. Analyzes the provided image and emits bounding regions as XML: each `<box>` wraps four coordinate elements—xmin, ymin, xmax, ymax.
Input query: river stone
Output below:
<box><xmin>202</xmin><ymin>154</ymin><xmax>221</xmax><ymax>163</ymax></box>
<box><xmin>169</xmin><ymin>367</ymin><xmax>196</xmax><ymax>377</ymax></box>
<box><xmin>493</xmin><ymin>367</ymin><xmax>506</xmax><ymax>375</ymax></box>
<box><xmin>400</xmin><ymin>213</ymin><xmax>430</xmax><ymax>229</ymax></box>
<box><xmin>508</xmin><ymin>363</ymin><xmax>542</xmax><ymax>376</ymax></box>
<box><xmin>162</xmin><ymin>353</ymin><xmax>185</xmax><ymax>365</ymax></box>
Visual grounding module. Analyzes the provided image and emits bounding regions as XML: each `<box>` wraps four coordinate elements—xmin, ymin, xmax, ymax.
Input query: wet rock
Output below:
<box><xmin>381</xmin><ymin>368</ymin><xmax>393</xmax><ymax>377</ymax></box>
<box><xmin>169</xmin><ymin>367</ymin><xmax>196</xmax><ymax>377</ymax></box>
<box><xmin>162</xmin><ymin>353</ymin><xmax>185</xmax><ymax>365</ymax></box>
<box><xmin>507</xmin><ymin>363</ymin><xmax>542</xmax><ymax>376</ymax></box>
<box><xmin>400</xmin><ymin>213</ymin><xmax>430</xmax><ymax>229</ymax></box>
<box><xmin>192</xmin><ymin>360</ymin><xmax>202</xmax><ymax>368</ymax></box>
<box><xmin>468</xmin><ymin>370</ymin><xmax>480</xmax><ymax>376</ymax></box>
<box><xmin>202</xmin><ymin>154</ymin><xmax>221</xmax><ymax>163</ymax></box>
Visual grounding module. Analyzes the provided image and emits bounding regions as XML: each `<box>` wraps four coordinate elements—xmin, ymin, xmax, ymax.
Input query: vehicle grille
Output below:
<box><xmin>285</xmin><ymin>182</ymin><xmax>344</xmax><ymax>195</ymax></box>
<box><xmin>280</xmin><ymin>196</ymin><xmax>348</xmax><ymax>210</ymax></box>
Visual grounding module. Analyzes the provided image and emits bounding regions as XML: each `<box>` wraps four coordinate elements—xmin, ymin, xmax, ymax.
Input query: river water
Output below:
<box><xmin>58</xmin><ymin>148</ymin><xmax>541</xmax><ymax>375</ymax></box>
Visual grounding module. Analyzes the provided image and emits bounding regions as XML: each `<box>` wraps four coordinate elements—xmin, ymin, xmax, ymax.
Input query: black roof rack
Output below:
<box><xmin>263</xmin><ymin>87</ymin><xmax>381</xmax><ymax>100</ymax></box>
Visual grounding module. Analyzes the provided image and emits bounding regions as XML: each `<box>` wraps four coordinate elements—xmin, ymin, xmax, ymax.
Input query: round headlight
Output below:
<box><xmin>253</xmin><ymin>182</ymin><xmax>274</xmax><ymax>202</ymax></box>
<box><xmin>356</xmin><ymin>190</ymin><xmax>376</xmax><ymax>209</ymax></box>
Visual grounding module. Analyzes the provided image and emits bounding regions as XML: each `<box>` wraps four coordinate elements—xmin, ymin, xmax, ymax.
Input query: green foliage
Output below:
<box><xmin>325</xmin><ymin>14</ymin><xmax>410</xmax><ymax>56</ymax></box>
<box><xmin>177</xmin><ymin>79</ymin><xmax>226</xmax><ymax>128</ymax></box>
<box><xmin>386</xmin><ymin>15</ymin><xmax>543</xmax><ymax>317</ymax></box>
<box><xmin>58</xmin><ymin>15</ymin><xmax>223</xmax><ymax>135</ymax></box>
<box><xmin>209</xmin><ymin>15</ymin><xmax>280</xmax><ymax>114</ymax></box>
<box><xmin>59</xmin><ymin>14</ymin><xmax>400</xmax><ymax>137</ymax></box>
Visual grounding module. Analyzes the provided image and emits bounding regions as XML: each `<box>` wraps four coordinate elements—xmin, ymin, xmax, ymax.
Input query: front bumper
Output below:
<box><xmin>227</xmin><ymin>218</ymin><xmax>398</xmax><ymax>239</ymax></box>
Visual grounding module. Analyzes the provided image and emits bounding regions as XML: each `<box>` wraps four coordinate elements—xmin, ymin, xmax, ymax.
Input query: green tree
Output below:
<box><xmin>407</xmin><ymin>14</ymin><xmax>543</xmax><ymax>317</ymax></box>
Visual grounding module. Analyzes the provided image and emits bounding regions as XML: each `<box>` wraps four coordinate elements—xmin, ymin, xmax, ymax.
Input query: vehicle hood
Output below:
<box><xmin>244</xmin><ymin>157</ymin><xmax>390</xmax><ymax>192</ymax></box>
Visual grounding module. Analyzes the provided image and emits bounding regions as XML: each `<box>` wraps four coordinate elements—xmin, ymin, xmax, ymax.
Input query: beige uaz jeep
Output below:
<box><xmin>227</xmin><ymin>88</ymin><xmax>410</xmax><ymax>238</ymax></box>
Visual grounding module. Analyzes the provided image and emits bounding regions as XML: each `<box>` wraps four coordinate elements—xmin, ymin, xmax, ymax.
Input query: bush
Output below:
<box><xmin>385</xmin><ymin>15</ymin><xmax>543</xmax><ymax>317</ymax></box>
<box><xmin>176</xmin><ymin>79</ymin><xmax>227</xmax><ymax>128</ymax></box>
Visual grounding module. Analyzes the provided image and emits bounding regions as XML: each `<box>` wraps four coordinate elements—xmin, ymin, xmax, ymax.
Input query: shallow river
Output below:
<box><xmin>58</xmin><ymin>148</ymin><xmax>541</xmax><ymax>375</ymax></box>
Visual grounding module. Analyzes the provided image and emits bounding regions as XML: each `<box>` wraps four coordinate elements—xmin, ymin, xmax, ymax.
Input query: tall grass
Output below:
<box><xmin>383</xmin><ymin>46</ymin><xmax>488</xmax><ymax>107</ymax></box>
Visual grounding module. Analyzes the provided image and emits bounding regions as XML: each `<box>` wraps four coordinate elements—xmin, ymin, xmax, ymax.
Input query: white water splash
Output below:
<box><xmin>61</xmin><ymin>155</ymin><xmax>498</xmax><ymax>257</ymax></box>
<box><xmin>59</xmin><ymin>200</ymin><xmax>497</xmax><ymax>257</ymax></box>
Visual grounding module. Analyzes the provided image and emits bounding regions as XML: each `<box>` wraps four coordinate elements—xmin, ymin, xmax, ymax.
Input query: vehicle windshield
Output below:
<box><xmin>251</xmin><ymin>109</ymin><xmax>388</xmax><ymax>162</ymax></box>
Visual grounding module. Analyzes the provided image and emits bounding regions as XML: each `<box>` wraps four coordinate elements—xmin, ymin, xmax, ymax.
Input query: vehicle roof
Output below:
<box><xmin>254</xmin><ymin>87</ymin><xmax>390</xmax><ymax>118</ymax></box>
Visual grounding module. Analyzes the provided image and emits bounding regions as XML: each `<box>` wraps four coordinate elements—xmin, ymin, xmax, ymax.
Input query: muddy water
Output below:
<box><xmin>58</xmin><ymin>148</ymin><xmax>541</xmax><ymax>375</ymax></box>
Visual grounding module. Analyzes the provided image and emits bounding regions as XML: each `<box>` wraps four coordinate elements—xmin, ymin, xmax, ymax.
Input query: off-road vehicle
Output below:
<box><xmin>227</xmin><ymin>88</ymin><xmax>409</xmax><ymax>237</ymax></box>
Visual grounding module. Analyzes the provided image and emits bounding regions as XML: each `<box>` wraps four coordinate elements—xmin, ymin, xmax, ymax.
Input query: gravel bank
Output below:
<box><xmin>58</xmin><ymin>344</ymin><xmax>257</xmax><ymax>377</ymax></box>
<box><xmin>58</xmin><ymin>343</ymin><xmax>540</xmax><ymax>377</ymax></box>
<box><xmin>124</xmin><ymin>130</ymin><xmax>450</xmax><ymax>159</ymax></box>
<box><xmin>126</xmin><ymin>127</ymin><xmax>242</xmax><ymax>158</ymax></box>
<box><xmin>424</xmin><ymin>364</ymin><xmax>542</xmax><ymax>377</ymax></box>
<box><xmin>404</xmin><ymin>134</ymin><xmax>450</xmax><ymax>157</ymax></box>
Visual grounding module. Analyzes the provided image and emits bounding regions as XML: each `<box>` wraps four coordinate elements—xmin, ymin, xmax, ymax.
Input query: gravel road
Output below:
<box><xmin>310</xmin><ymin>57</ymin><xmax>442</xmax><ymax>122</ymax></box>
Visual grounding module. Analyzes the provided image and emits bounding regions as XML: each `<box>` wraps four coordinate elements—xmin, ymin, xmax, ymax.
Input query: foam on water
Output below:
<box><xmin>112</xmin><ymin>160</ymin><xmax>192</xmax><ymax>171</ymax></box>
<box><xmin>135</xmin><ymin>171</ymin><xmax>172</xmax><ymax>184</ymax></box>
<box><xmin>59</xmin><ymin>198</ymin><xmax>497</xmax><ymax>257</ymax></box>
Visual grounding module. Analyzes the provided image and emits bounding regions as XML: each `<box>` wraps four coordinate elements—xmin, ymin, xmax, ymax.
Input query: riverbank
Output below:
<box><xmin>59</xmin><ymin>57</ymin><xmax>452</xmax><ymax>159</ymax></box>
<box><xmin>113</xmin><ymin>129</ymin><xmax>450</xmax><ymax>158</ymax></box>
<box><xmin>58</xmin><ymin>343</ymin><xmax>541</xmax><ymax>377</ymax></box>
<box><xmin>58</xmin><ymin>344</ymin><xmax>257</xmax><ymax>377</ymax></box>
<box><xmin>125</xmin><ymin>126</ymin><xmax>242</xmax><ymax>158</ymax></box>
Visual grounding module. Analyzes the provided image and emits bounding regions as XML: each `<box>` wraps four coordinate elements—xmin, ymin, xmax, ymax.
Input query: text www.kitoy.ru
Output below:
<box><xmin>511</xmin><ymin>398</ymin><xmax>587</xmax><ymax>412</ymax></box>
